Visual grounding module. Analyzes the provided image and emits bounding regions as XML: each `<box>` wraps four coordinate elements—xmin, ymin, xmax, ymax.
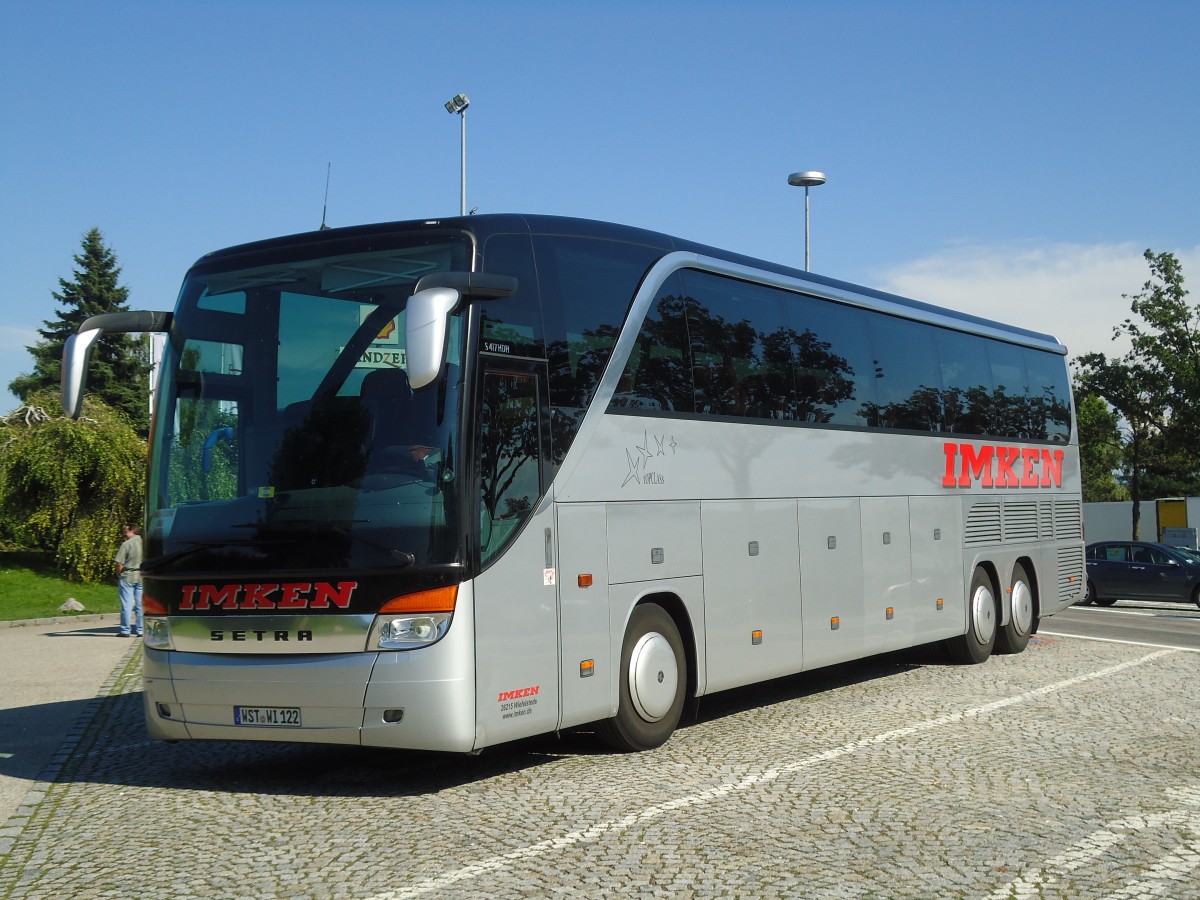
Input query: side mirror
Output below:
<box><xmin>61</xmin><ymin>310</ymin><xmax>172</xmax><ymax>418</ymax></box>
<box><xmin>405</xmin><ymin>287</ymin><xmax>461</xmax><ymax>390</ymax></box>
<box><xmin>405</xmin><ymin>272</ymin><xmax>518</xmax><ymax>390</ymax></box>
<box><xmin>61</xmin><ymin>329</ymin><xmax>104</xmax><ymax>418</ymax></box>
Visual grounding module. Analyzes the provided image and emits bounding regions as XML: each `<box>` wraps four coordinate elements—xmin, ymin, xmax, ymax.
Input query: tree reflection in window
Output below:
<box><xmin>479</xmin><ymin>372</ymin><xmax>541</xmax><ymax>564</ymax></box>
<box><xmin>612</xmin><ymin>269</ymin><xmax>1072</xmax><ymax>443</ymax></box>
<box><xmin>169</xmin><ymin>345</ymin><xmax>240</xmax><ymax>503</ymax></box>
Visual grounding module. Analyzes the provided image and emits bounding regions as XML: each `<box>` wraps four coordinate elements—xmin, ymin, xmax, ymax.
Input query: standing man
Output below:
<box><xmin>114</xmin><ymin>524</ymin><xmax>143</xmax><ymax>637</ymax></box>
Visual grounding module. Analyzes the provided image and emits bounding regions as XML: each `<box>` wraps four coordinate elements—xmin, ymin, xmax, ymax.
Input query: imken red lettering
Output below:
<box><xmin>942</xmin><ymin>442</ymin><xmax>1064</xmax><ymax>489</ymax></box>
<box><xmin>179</xmin><ymin>581</ymin><xmax>359</xmax><ymax>611</ymax></box>
<box><xmin>497</xmin><ymin>686</ymin><xmax>541</xmax><ymax>703</ymax></box>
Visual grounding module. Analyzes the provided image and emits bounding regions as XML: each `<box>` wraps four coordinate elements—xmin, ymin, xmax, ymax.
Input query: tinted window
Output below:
<box><xmin>610</xmin><ymin>268</ymin><xmax>1073</xmax><ymax>443</ymax></box>
<box><xmin>790</xmin><ymin>295</ymin><xmax>870</xmax><ymax>427</ymax></box>
<box><xmin>612</xmin><ymin>273</ymin><xmax>693</xmax><ymax>413</ymax></box>
<box><xmin>684</xmin><ymin>271</ymin><xmax>793</xmax><ymax>418</ymax></box>
<box><xmin>866</xmin><ymin>315</ymin><xmax>942</xmax><ymax>431</ymax></box>
<box><xmin>1145</xmin><ymin>547</ymin><xmax>1174</xmax><ymax>565</ymax></box>
<box><xmin>1024</xmin><ymin>347</ymin><xmax>1072</xmax><ymax>443</ymax></box>
<box><xmin>479</xmin><ymin>372</ymin><xmax>541</xmax><ymax>566</ymax></box>
<box><xmin>481</xmin><ymin>233</ymin><xmax>544</xmax><ymax>360</ymax></box>
<box><xmin>935</xmin><ymin>328</ymin><xmax>993</xmax><ymax>435</ymax></box>
<box><xmin>535</xmin><ymin>236</ymin><xmax>662</xmax><ymax>459</ymax></box>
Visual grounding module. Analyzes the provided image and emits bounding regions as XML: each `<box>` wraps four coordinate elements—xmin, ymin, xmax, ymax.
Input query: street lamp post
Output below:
<box><xmin>787</xmin><ymin>171</ymin><xmax>826</xmax><ymax>271</ymax></box>
<box><xmin>444</xmin><ymin>93</ymin><xmax>470</xmax><ymax>215</ymax></box>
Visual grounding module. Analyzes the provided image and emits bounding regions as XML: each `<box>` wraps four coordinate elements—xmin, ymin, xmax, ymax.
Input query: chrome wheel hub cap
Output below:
<box><xmin>628</xmin><ymin>632</ymin><xmax>679</xmax><ymax>723</ymax></box>
<box><xmin>971</xmin><ymin>583</ymin><xmax>996</xmax><ymax>644</ymax></box>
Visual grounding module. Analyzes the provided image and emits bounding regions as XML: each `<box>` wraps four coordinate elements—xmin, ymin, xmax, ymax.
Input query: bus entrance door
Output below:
<box><xmin>554</xmin><ymin>503</ymin><xmax>614</xmax><ymax>730</ymax></box>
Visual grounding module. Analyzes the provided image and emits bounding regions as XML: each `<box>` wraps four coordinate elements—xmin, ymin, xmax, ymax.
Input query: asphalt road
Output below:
<box><xmin>1041</xmin><ymin>597</ymin><xmax>1200</xmax><ymax>651</ymax></box>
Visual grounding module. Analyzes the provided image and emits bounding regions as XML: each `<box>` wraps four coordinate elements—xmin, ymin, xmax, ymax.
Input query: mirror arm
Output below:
<box><xmin>414</xmin><ymin>272</ymin><xmax>517</xmax><ymax>299</ymax></box>
<box><xmin>78</xmin><ymin>310</ymin><xmax>174</xmax><ymax>334</ymax></box>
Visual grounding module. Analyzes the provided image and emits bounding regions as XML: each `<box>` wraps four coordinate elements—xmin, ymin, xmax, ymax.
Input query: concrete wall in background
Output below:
<box><xmin>1083</xmin><ymin>498</ymin><xmax>1200</xmax><ymax>545</ymax></box>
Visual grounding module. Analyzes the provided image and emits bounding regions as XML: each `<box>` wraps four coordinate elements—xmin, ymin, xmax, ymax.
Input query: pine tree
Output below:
<box><xmin>9</xmin><ymin>228</ymin><xmax>150</xmax><ymax>434</ymax></box>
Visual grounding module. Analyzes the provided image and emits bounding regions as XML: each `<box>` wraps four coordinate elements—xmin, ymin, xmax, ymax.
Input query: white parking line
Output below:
<box><xmin>367</xmin><ymin>649</ymin><xmax>1176</xmax><ymax>900</ymax></box>
<box><xmin>1073</xmin><ymin>606</ymin><xmax>1200</xmax><ymax>619</ymax></box>
<box><xmin>1038</xmin><ymin>630</ymin><xmax>1200</xmax><ymax>653</ymax></box>
<box><xmin>990</xmin><ymin>785</ymin><xmax>1200</xmax><ymax>899</ymax></box>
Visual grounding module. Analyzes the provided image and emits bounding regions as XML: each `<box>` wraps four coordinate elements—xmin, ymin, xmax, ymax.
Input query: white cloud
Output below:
<box><xmin>874</xmin><ymin>242</ymin><xmax>1200</xmax><ymax>362</ymax></box>
<box><xmin>0</xmin><ymin>323</ymin><xmax>38</xmax><ymax>353</ymax></box>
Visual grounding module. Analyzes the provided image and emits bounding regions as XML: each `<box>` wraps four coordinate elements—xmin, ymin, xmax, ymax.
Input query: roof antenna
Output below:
<box><xmin>319</xmin><ymin>163</ymin><xmax>332</xmax><ymax>230</ymax></box>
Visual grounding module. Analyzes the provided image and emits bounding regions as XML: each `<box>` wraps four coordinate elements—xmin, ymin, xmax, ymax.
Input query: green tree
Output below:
<box><xmin>1120</xmin><ymin>251</ymin><xmax>1198</xmax><ymax>441</ymax></box>
<box><xmin>0</xmin><ymin>392</ymin><xmax>145</xmax><ymax>581</ymax></box>
<box><xmin>1074</xmin><ymin>392</ymin><xmax>1128</xmax><ymax>502</ymax></box>
<box><xmin>1074</xmin><ymin>250</ymin><xmax>1192</xmax><ymax>538</ymax></box>
<box><xmin>1138</xmin><ymin>431</ymin><xmax>1200</xmax><ymax>499</ymax></box>
<box><xmin>9</xmin><ymin>228</ymin><xmax>150</xmax><ymax>435</ymax></box>
<box><xmin>1073</xmin><ymin>354</ymin><xmax>1167</xmax><ymax>539</ymax></box>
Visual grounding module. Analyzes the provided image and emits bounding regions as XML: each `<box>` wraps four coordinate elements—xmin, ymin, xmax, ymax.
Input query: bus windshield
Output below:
<box><xmin>146</xmin><ymin>237</ymin><xmax>471</xmax><ymax>574</ymax></box>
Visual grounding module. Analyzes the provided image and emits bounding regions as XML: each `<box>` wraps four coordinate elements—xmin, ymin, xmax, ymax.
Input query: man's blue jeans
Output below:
<box><xmin>118</xmin><ymin>579</ymin><xmax>143</xmax><ymax>636</ymax></box>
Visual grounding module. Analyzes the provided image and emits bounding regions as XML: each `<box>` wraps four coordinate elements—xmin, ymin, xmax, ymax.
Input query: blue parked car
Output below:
<box><xmin>1083</xmin><ymin>541</ymin><xmax>1200</xmax><ymax>607</ymax></box>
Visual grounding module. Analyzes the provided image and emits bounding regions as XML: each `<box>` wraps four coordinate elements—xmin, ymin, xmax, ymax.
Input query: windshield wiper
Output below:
<box><xmin>141</xmin><ymin>541</ymin><xmax>234</xmax><ymax>573</ymax></box>
<box><xmin>248</xmin><ymin>520</ymin><xmax>417</xmax><ymax>567</ymax></box>
<box><xmin>142</xmin><ymin>524</ymin><xmax>418</xmax><ymax>573</ymax></box>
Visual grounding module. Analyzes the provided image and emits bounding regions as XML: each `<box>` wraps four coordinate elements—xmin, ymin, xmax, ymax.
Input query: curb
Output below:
<box><xmin>0</xmin><ymin>613</ymin><xmax>118</xmax><ymax>629</ymax></box>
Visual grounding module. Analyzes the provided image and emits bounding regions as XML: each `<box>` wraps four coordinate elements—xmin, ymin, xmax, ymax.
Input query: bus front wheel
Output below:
<box><xmin>995</xmin><ymin>562</ymin><xmax>1034</xmax><ymax>655</ymax></box>
<box><xmin>596</xmin><ymin>604</ymin><xmax>687</xmax><ymax>752</ymax></box>
<box><xmin>945</xmin><ymin>568</ymin><xmax>997</xmax><ymax>665</ymax></box>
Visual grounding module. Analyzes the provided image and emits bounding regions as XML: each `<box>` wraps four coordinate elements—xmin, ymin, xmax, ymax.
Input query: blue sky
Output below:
<box><xmin>2</xmin><ymin>0</ymin><xmax>1198</xmax><ymax>412</ymax></box>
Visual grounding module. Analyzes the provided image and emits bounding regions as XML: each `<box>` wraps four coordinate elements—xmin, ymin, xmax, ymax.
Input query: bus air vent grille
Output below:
<box><xmin>1052</xmin><ymin>500</ymin><xmax>1083</xmax><ymax>540</ymax></box>
<box><xmin>1002</xmin><ymin>501</ymin><xmax>1040</xmax><ymax>543</ymax></box>
<box><xmin>1038</xmin><ymin>500</ymin><xmax>1056</xmax><ymax>540</ymax></box>
<box><xmin>1057</xmin><ymin>546</ymin><xmax>1085</xmax><ymax>598</ymax></box>
<box><xmin>964</xmin><ymin>502</ymin><xmax>1002</xmax><ymax>546</ymax></box>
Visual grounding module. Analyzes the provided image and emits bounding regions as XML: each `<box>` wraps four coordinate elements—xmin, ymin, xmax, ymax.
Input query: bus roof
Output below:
<box><xmin>192</xmin><ymin>213</ymin><xmax>1066</xmax><ymax>352</ymax></box>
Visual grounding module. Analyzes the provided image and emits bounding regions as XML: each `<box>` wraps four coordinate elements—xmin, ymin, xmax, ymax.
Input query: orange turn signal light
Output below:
<box><xmin>379</xmin><ymin>585</ymin><xmax>458</xmax><ymax>614</ymax></box>
<box><xmin>143</xmin><ymin>594</ymin><xmax>168</xmax><ymax>616</ymax></box>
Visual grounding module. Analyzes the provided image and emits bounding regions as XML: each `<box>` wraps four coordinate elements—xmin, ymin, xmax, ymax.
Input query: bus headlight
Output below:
<box><xmin>142</xmin><ymin>594</ymin><xmax>173</xmax><ymax>650</ymax></box>
<box><xmin>370</xmin><ymin>613</ymin><xmax>452</xmax><ymax>649</ymax></box>
<box><xmin>370</xmin><ymin>585</ymin><xmax>459</xmax><ymax>650</ymax></box>
<box><xmin>143</xmin><ymin>617</ymin><xmax>173</xmax><ymax>650</ymax></box>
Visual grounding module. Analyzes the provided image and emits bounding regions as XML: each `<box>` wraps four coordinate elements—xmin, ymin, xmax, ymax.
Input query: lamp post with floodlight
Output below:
<box><xmin>788</xmin><ymin>171</ymin><xmax>826</xmax><ymax>271</ymax></box>
<box><xmin>444</xmin><ymin>93</ymin><xmax>470</xmax><ymax>215</ymax></box>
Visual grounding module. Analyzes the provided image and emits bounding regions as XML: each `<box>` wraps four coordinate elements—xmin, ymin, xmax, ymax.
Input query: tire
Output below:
<box><xmin>945</xmin><ymin>567</ymin><xmax>998</xmax><ymax>664</ymax></box>
<box><xmin>1093</xmin><ymin>592</ymin><xmax>1118</xmax><ymax>607</ymax></box>
<box><xmin>596</xmin><ymin>604</ymin><xmax>687</xmax><ymax>752</ymax></box>
<box><xmin>995</xmin><ymin>562</ymin><xmax>1035</xmax><ymax>655</ymax></box>
<box><xmin>1076</xmin><ymin>579</ymin><xmax>1094</xmax><ymax>606</ymax></box>
<box><xmin>1192</xmin><ymin>585</ymin><xmax>1200</xmax><ymax>610</ymax></box>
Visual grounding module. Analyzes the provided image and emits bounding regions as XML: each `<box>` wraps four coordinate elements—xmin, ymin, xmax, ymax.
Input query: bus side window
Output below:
<box><xmin>479</xmin><ymin>372</ymin><xmax>542</xmax><ymax>565</ymax></box>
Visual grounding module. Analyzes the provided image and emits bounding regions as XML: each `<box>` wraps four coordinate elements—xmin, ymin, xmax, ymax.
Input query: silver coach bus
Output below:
<box><xmin>61</xmin><ymin>214</ymin><xmax>1085</xmax><ymax>752</ymax></box>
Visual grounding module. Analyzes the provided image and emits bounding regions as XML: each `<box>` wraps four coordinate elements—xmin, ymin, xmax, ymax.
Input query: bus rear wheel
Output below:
<box><xmin>995</xmin><ymin>562</ymin><xmax>1034</xmax><ymax>655</ymax></box>
<box><xmin>596</xmin><ymin>603</ymin><xmax>686</xmax><ymax>752</ymax></box>
<box><xmin>945</xmin><ymin>567</ymin><xmax>997</xmax><ymax>664</ymax></box>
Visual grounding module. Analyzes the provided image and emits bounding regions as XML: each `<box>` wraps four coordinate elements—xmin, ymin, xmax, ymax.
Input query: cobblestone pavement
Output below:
<box><xmin>2</xmin><ymin>634</ymin><xmax>1198</xmax><ymax>898</ymax></box>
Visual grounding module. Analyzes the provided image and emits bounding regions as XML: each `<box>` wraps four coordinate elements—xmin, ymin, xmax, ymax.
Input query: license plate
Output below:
<box><xmin>233</xmin><ymin>706</ymin><xmax>302</xmax><ymax>727</ymax></box>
